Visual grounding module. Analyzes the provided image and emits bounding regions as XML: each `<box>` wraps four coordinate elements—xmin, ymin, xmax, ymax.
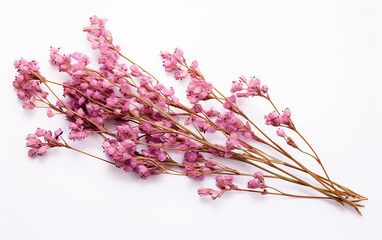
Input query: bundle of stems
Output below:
<box><xmin>13</xmin><ymin>16</ymin><xmax>366</xmax><ymax>214</ymax></box>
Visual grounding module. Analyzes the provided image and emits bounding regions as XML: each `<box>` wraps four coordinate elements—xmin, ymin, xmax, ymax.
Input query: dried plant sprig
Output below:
<box><xmin>13</xmin><ymin>16</ymin><xmax>366</xmax><ymax>214</ymax></box>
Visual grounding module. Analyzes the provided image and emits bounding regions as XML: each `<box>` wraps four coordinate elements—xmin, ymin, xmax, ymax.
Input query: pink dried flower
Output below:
<box><xmin>47</xmin><ymin>109</ymin><xmax>54</xmax><ymax>118</ymax></box>
<box><xmin>186</xmin><ymin>79</ymin><xmax>213</xmax><ymax>104</ymax></box>
<box><xmin>223</xmin><ymin>95</ymin><xmax>237</xmax><ymax>111</ymax></box>
<box><xmin>230</xmin><ymin>80</ymin><xmax>243</xmax><ymax>93</ymax></box>
<box><xmin>204</xmin><ymin>107</ymin><xmax>220</xmax><ymax>117</ymax></box>
<box><xmin>254</xmin><ymin>171</ymin><xmax>263</xmax><ymax>179</ymax></box>
<box><xmin>190</xmin><ymin>60</ymin><xmax>198</xmax><ymax>69</ymax></box>
<box><xmin>226</xmin><ymin>132</ymin><xmax>241</xmax><ymax>150</ymax></box>
<box><xmin>276</xmin><ymin>128</ymin><xmax>285</xmax><ymax>137</ymax></box>
<box><xmin>280</xmin><ymin>108</ymin><xmax>292</xmax><ymax>125</ymax></box>
<box><xmin>174</xmin><ymin>70</ymin><xmax>189</xmax><ymax>80</ymax></box>
<box><xmin>215</xmin><ymin>175</ymin><xmax>235</xmax><ymax>190</ymax></box>
<box><xmin>205</xmin><ymin>159</ymin><xmax>217</xmax><ymax>168</ymax></box>
<box><xmin>198</xmin><ymin>188</ymin><xmax>222</xmax><ymax>200</ymax></box>
<box><xmin>239</xmin><ymin>75</ymin><xmax>247</xmax><ymax>83</ymax></box>
<box><xmin>173</xmin><ymin>48</ymin><xmax>184</xmax><ymax>62</ymax></box>
<box><xmin>142</xmin><ymin>146</ymin><xmax>167</xmax><ymax>162</ymax></box>
<box><xmin>265</xmin><ymin>112</ymin><xmax>280</xmax><ymax>126</ymax></box>
<box><xmin>215</xmin><ymin>112</ymin><xmax>242</xmax><ymax>132</ymax></box>
<box><xmin>261</xmin><ymin>85</ymin><xmax>269</xmax><ymax>94</ymax></box>
<box><xmin>160</xmin><ymin>51</ymin><xmax>171</xmax><ymax>58</ymax></box>
<box><xmin>130</xmin><ymin>65</ymin><xmax>143</xmax><ymax>77</ymax></box>
<box><xmin>248</xmin><ymin>77</ymin><xmax>261</xmax><ymax>95</ymax></box>
<box><xmin>248</xmin><ymin>178</ymin><xmax>261</xmax><ymax>189</ymax></box>
<box><xmin>36</xmin><ymin>128</ymin><xmax>45</xmax><ymax>137</ymax></box>
<box><xmin>283</xmin><ymin>108</ymin><xmax>291</xmax><ymax>117</ymax></box>
<box><xmin>248</xmin><ymin>171</ymin><xmax>266</xmax><ymax>189</ymax></box>
<box><xmin>137</xmin><ymin>165</ymin><xmax>150</xmax><ymax>179</ymax></box>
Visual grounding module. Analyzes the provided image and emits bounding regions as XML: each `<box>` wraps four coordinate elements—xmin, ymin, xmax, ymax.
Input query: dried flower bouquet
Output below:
<box><xmin>13</xmin><ymin>16</ymin><xmax>367</xmax><ymax>214</ymax></box>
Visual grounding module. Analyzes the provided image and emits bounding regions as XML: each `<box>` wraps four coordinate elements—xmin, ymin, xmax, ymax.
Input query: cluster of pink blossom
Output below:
<box><xmin>198</xmin><ymin>172</ymin><xmax>267</xmax><ymax>200</ymax></box>
<box><xmin>230</xmin><ymin>75</ymin><xmax>268</xmax><ymax>98</ymax></box>
<box><xmin>13</xmin><ymin>58</ymin><xmax>47</xmax><ymax>109</ymax></box>
<box><xmin>182</xmin><ymin>151</ymin><xmax>216</xmax><ymax>180</ymax></box>
<box><xmin>248</xmin><ymin>171</ymin><xmax>266</xmax><ymax>189</ymax></box>
<box><xmin>265</xmin><ymin>108</ymin><xmax>292</xmax><ymax>127</ymax></box>
<box><xmin>12</xmin><ymin>16</ymin><xmax>366</xmax><ymax>213</ymax></box>
<box><xmin>161</xmin><ymin>49</ymin><xmax>214</xmax><ymax>104</ymax></box>
<box><xmin>198</xmin><ymin>175</ymin><xmax>237</xmax><ymax>200</ymax></box>
<box><xmin>26</xmin><ymin>128</ymin><xmax>63</xmax><ymax>157</ymax></box>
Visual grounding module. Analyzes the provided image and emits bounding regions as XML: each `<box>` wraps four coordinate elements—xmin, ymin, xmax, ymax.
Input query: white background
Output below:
<box><xmin>1</xmin><ymin>0</ymin><xmax>382</xmax><ymax>239</ymax></box>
